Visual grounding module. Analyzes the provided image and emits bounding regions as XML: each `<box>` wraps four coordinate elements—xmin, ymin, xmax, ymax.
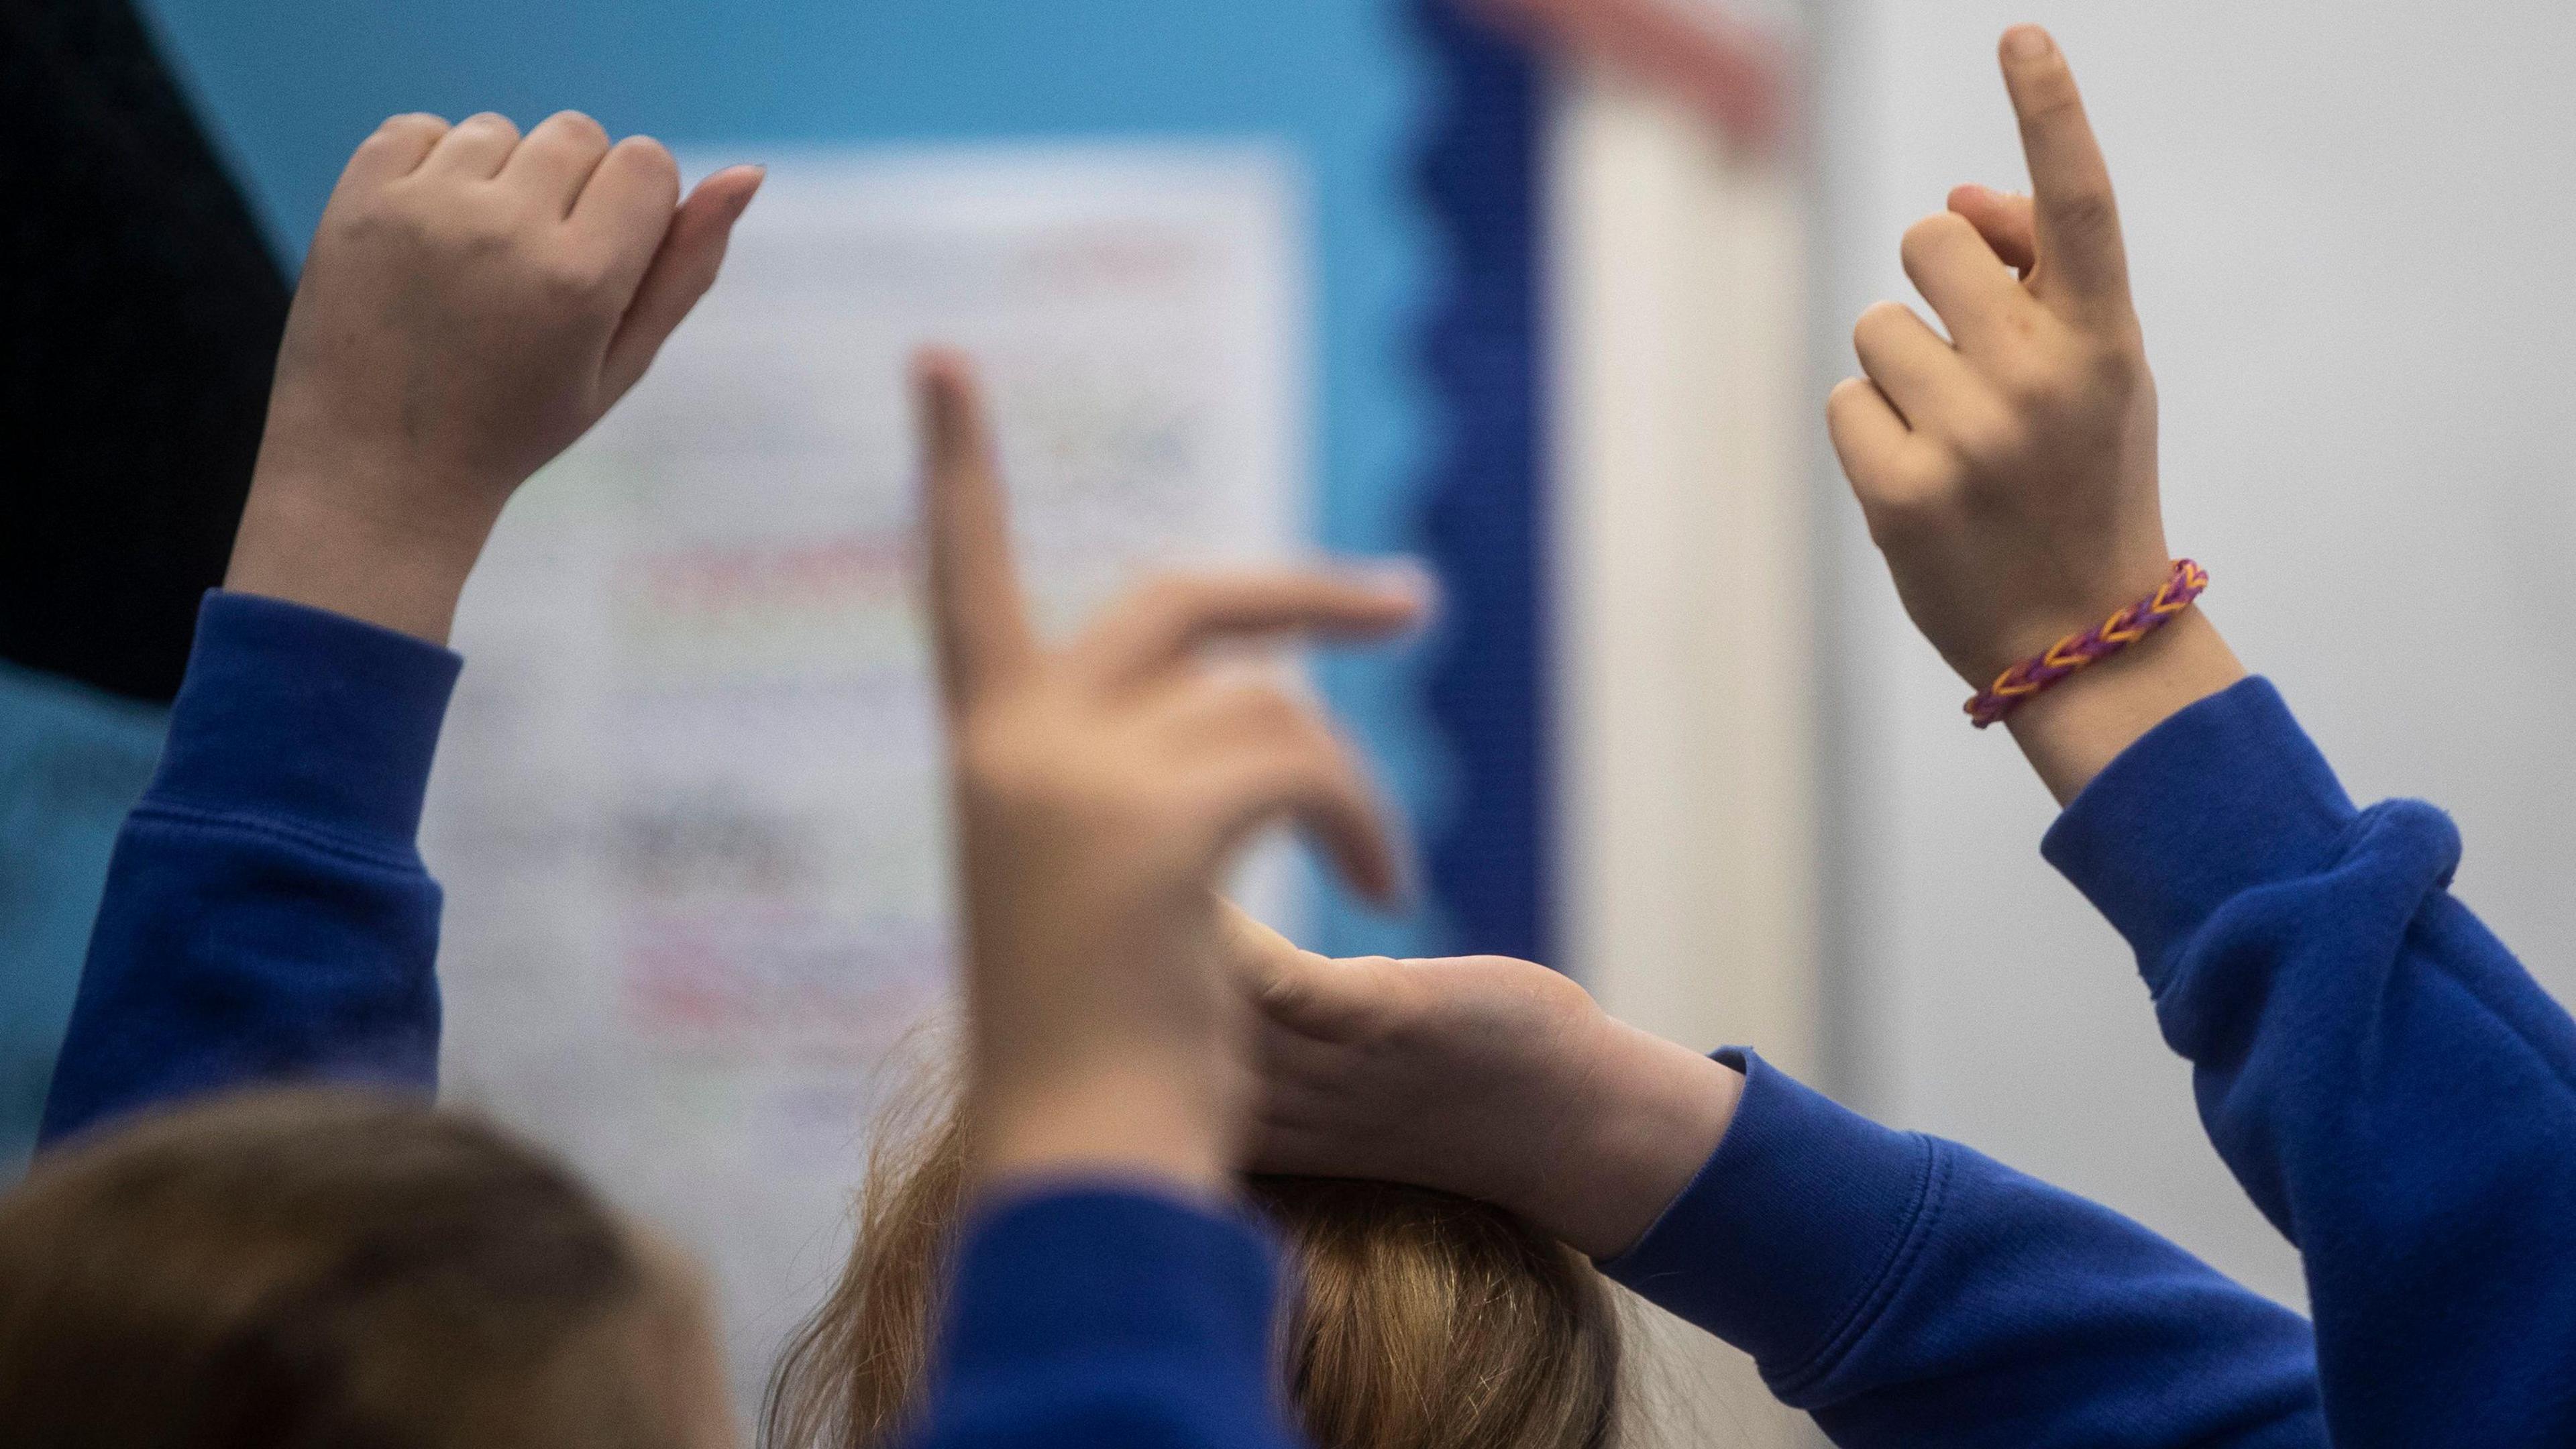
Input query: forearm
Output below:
<box><xmin>1602</xmin><ymin>1051</ymin><xmax>2322</xmax><ymax>1449</ymax></box>
<box><xmin>1532</xmin><ymin>1021</ymin><xmax>1741</xmax><ymax>1260</ymax></box>
<box><xmin>40</xmin><ymin>592</ymin><xmax>458</xmax><ymax>1143</ymax></box>
<box><xmin>2045</xmin><ymin>678</ymin><xmax>2576</xmax><ymax>1448</ymax></box>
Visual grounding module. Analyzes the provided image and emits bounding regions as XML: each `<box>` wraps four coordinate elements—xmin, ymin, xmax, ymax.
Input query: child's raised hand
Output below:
<box><xmin>1829</xmin><ymin>26</ymin><xmax>2243</xmax><ymax>799</ymax></box>
<box><xmin>917</xmin><ymin>353</ymin><xmax>1424</xmax><ymax>1197</ymax></box>
<box><xmin>227</xmin><ymin>112</ymin><xmax>763</xmax><ymax>643</ymax></box>
<box><xmin>1231</xmin><ymin>906</ymin><xmax>1740</xmax><ymax>1259</ymax></box>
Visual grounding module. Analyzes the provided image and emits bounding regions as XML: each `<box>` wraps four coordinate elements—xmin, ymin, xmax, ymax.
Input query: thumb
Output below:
<box><xmin>600</xmin><ymin>164</ymin><xmax>764</xmax><ymax>401</ymax></box>
<box><xmin>1220</xmin><ymin>898</ymin><xmax>1303</xmax><ymax>996</ymax></box>
<box><xmin>1223</xmin><ymin>901</ymin><xmax>1387</xmax><ymax>1038</ymax></box>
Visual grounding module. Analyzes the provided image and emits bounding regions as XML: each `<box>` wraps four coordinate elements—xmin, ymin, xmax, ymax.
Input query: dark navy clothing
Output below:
<box><xmin>53</xmin><ymin>596</ymin><xmax>2569</xmax><ymax>1444</ymax></box>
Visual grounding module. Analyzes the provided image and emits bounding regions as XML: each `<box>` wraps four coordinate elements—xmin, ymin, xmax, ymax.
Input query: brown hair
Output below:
<box><xmin>0</xmin><ymin>1088</ymin><xmax>708</xmax><ymax>1449</ymax></box>
<box><xmin>765</xmin><ymin>1089</ymin><xmax>1624</xmax><ymax>1449</ymax></box>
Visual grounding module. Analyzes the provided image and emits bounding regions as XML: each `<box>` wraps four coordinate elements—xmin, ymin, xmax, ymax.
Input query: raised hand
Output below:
<box><xmin>917</xmin><ymin>352</ymin><xmax>1425</xmax><ymax>1197</ymax></box>
<box><xmin>1827</xmin><ymin>25</ymin><xmax>2245</xmax><ymax>800</ymax></box>
<box><xmin>1230</xmin><ymin>906</ymin><xmax>1739</xmax><ymax>1259</ymax></box>
<box><xmin>227</xmin><ymin>111</ymin><xmax>763</xmax><ymax>643</ymax></box>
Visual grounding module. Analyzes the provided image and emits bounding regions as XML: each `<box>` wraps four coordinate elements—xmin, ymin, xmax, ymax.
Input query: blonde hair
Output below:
<box><xmin>765</xmin><ymin>1084</ymin><xmax>1623</xmax><ymax>1449</ymax></box>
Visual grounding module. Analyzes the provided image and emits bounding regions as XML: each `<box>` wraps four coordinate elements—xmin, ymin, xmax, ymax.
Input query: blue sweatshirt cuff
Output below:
<box><xmin>1599</xmin><ymin>1049</ymin><xmax>1939</xmax><ymax>1387</ymax></box>
<box><xmin>2041</xmin><ymin>677</ymin><xmax>2359</xmax><ymax>990</ymax></box>
<box><xmin>151</xmin><ymin>591</ymin><xmax>462</xmax><ymax>850</ymax></box>
<box><xmin>941</xmin><ymin>1185</ymin><xmax>1283</xmax><ymax>1383</ymax></box>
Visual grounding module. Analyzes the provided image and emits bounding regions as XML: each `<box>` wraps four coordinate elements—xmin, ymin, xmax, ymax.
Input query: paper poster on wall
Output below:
<box><xmin>419</xmin><ymin>144</ymin><xmax>1306</xmax><ymax>1409</ymax></box>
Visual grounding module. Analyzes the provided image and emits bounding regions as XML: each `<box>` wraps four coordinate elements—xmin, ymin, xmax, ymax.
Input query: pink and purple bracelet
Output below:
<box><xmin>1966</xmin><ymin>559</ymin><xmax>2209</xmax><ymax>729</ymax></box>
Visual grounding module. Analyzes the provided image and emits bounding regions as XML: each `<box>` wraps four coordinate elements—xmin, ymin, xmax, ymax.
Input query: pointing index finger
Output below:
<box><xmin>915</xmin><ymin>350</ymin><xmax>1036</xmax><ymax>707</ymax></box>
<box><xmin>1998</xmin><ymin>25</ymin><xmax>2130</xmax><ymax>313</ymax></box>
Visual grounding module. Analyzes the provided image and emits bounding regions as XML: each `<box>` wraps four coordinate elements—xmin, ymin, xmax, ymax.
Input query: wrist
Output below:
<box><xmin>2006</xmin><ymin>605</ymin><xmax>2247</xmax><ymax>804</ymax></box>
<box><xmin>968</xmin><ymin>1055</ymin><xmax>1240</xmax><ymax>1202</ymax></box>
<box><xmin>1529</xmin><ymin>1022</ymin><xmax>1742</xmax><ymax>1260</ymax></box>
<box><xmin>225</xmin><ymin>474</ymin><xmax>499</xmax><ymax>645</ymax></box>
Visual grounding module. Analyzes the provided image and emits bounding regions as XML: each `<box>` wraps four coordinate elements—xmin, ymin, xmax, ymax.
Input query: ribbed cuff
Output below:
<box><xmin>941</xmin><ymin>1185</ymin><xmax>1283</xmax><ymax>1381</ymax></box>
<box><xmin>148</xmin><ymin>590</ymin><xmax>462</xmax><ymax>847</ymax></box>
<box><xmin>1599</xmin><ymin>1050</ymin><xmax>1941</xmax><ymax>1388</ymax></box>
<box><xmin>2041</xmin><ymin>676</ymin><xmax>2359</xmax><ymax>991</ymax></box>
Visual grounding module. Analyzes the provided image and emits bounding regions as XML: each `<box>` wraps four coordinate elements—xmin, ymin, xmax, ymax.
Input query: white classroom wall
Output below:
<box><xmin>1814</xmin><ymin>0</ymin><xmax>2576</xmax><ymax>1307</ymax></box>
<box><xmin>1549</xmin><ymin>3</ymin><xmax>1817</xmax><ymax>1438</ymax></box>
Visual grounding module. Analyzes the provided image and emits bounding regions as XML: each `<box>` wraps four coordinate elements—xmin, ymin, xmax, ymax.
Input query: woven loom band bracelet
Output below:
<box><xmin>1964</xmin><ymin>559</ymin><xmax>2209</xmax><ymax>729</ymax></box>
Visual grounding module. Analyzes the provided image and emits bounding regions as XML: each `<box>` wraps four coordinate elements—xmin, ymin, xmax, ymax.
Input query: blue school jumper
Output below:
<box><xmin>44</xmin><ymin>591</ymin><xmax>2576</xmax><ymax>1446</ymax></box>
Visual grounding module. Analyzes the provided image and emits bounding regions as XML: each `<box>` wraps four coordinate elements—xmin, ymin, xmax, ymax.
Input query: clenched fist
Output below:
<box><xmin>229</xmin><ymin>110</ymin><xmax>763</xmax><ymax>642</ymax></box>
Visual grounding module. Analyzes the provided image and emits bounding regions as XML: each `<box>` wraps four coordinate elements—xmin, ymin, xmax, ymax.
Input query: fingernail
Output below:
<box><xmin>2003</xmin><ymin>24</ymin><xmax>2053</xmax><ymax>59</ymax></box>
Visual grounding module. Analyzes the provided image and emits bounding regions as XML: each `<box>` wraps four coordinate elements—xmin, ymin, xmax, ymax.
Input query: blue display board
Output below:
<box><xmin>138</xmin><ymin>0</ymin><xmax>1546</xmax><ymax>963</ymax></box>
<box><xmin>0</xmin><ymin>668</ymin><xmax>164</xmax><ymax>1176</ymax></box>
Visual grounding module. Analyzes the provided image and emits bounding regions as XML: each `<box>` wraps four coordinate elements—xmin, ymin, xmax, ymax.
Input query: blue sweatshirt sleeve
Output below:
<box><xmin>38</xmin><ymin>592</ymin><xmax>460</xmax><ymax>1144</ymax></box>
<box><xmin>1602</xmin><ymin>1051</ymin><xmax>2322</xmax><ymax>1448</ymax></box>
<box><xmin>906</xmin><ymin>1187</ymin><xmax>1303</xmax><ymax>1449</ymax></box>
<box><xmin>2042</xmin><ymin>677</ymin><xmax>2576</xmax><ymax>1448</ymax></box>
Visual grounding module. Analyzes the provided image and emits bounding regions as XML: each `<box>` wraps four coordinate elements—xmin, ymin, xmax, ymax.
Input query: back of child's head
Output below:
<box><xmin>766</xmin><ymin>1087</ymin><xmax>1624</xmax><ymax>1449</ymax></box>
<box><xmin>0</xmin><ymin>1087</ymin><xmax>723</xmax><ymax>1449</ymax></box>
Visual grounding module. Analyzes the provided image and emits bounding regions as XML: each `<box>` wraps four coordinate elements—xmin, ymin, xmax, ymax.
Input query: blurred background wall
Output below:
<box><xmin>1814</xmin><ymin>0</ymin><xmax>2576</xmax><ymax>1311</ymax></box>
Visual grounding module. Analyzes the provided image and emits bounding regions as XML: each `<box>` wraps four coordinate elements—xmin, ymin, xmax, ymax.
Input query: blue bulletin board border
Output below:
<box><xmin>1411</xmin><ymin>1</ymin><xmax>1551</xmax><ymax>965</ymax></box>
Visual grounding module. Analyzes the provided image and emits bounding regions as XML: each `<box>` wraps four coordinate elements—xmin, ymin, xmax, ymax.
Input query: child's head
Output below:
<box><xmin>0</xmin><ymin>1089</ymin><xmax>733</xmax><ymax>1449</ymax></box>
<box><xmin>767</xmin><ymin>1090</ymin><xmax>1625</xmax><ymax>1449</ymax></box>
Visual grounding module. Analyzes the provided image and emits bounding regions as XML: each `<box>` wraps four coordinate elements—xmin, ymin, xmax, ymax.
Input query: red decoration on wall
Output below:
<box><xmin>1462</xmin><ymin>0</ymin><xmax>1794</xmax><ymax>152</ymax></box>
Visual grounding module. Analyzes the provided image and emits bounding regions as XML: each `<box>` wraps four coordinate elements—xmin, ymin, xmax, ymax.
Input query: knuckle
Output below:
<box><xmin>2077</xmin><ymin>333</ymin><xmax>2143</xmax><ymax>388</ymax></box>
<box><xmin>329</xmin><ymin>195</ymin><xmax>407</xmax><ymax>244</ymax></box>
<box><xmin>536</xmin><ymin>252</ymin><xmax>618</xmax><ymax>306</ymax></box>
<box><xmin>2019</xmin><ymin>83</ymin><xmax>2086</xmax><ymax>129</ymax></box>
<box><xmin>454</xmin><ymin>217</ymin><xmax>525</xmax><ymax>268</ymax></box>
<box><xmin>334</xmin><ymin>192</ymin><xmax>451</xmax><ymax>256</ymax></box>
<box><xmin>1824</xmin><ymin>386</ymin><xmax>1864</xmax><ymax>433</ymax></box>
<box><xmin>1947</xmin><ymin>411</ymin><xmax>2029</xmax><ymax>468</ymax></box>
<box><xmin>378</xmin><ymin>112</ymin><xmax>449</xmax><ymax>142</ymax></box>
<box><xmin>1860</xmin><ymin>486</ymin><xmax>1954</xmax><ymax>547</ymax></box>
<box><xmin>546</xmin><ymin>109</ymin><xmax>610</xmax><ymax>146</ymax></box>
<box><xmin>1856</xmin><ymin>299</ymin><xmax>1909</xmax><ymax>331</ymax></box>
<box><xmin>1993</xmin><ymin>350</ymin><xmax>2074</xmax><ymax>411</ymax></box>
<box><xmin>613</xmin><ymin>136</ymin><xmax>682</xmax><ymax>189</ymax></box>
<box><xmin>1994</xmin><ymin>305</ymin><xmax>2047</xmax><ymax>350</ymax></box>
<box><xmin>1898</xmin><ymin>211</ymin><xmax>1968</xmax><ymax>268</ymax></box>
<box><xmin>1852</xmin><ymin>301</ymin><xmax>1912</xmax><ymax>351</ymax></box>
<box><xmin>2052</xmin><ymin>185</ymin><xmax>2119</xmax><ymax>239</ymax></box>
